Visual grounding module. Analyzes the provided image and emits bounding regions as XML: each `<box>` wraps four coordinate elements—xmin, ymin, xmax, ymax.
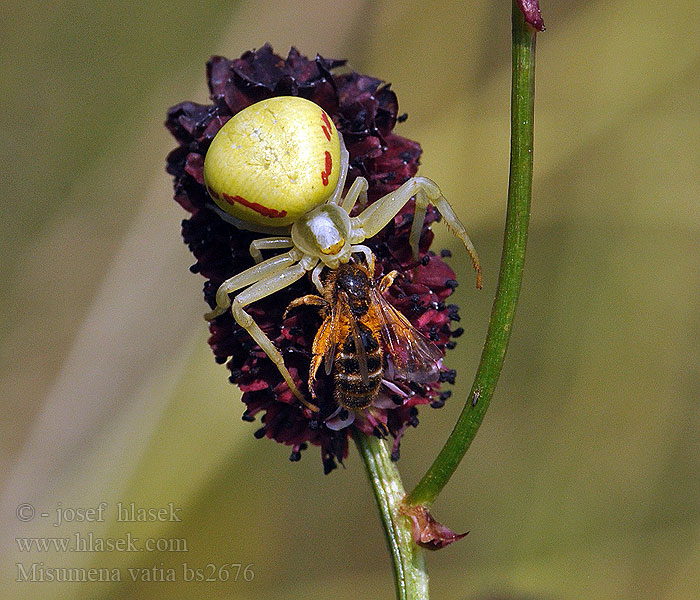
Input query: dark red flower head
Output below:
<box><xmin>166</xmin><ymin>45</ymin><xmax>464</xmax><ymax>473</ymax></box>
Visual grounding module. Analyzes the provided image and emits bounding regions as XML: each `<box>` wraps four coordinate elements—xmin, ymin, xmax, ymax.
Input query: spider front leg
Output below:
<box><xmin>205</xmin><ymin>250</ymin><xmax>300</xmax><ymax>320</ymax></box>
<box><xmin>339</xmin><ymin>176</ymin><xmax>368</xmax><ymax>214</ymax></box>
<box><xmin>249</xmin><ymin>237</ymin><xmax>294</xmax><ymax>264</ymax></box>
<box><xmin>231</xmin><ymin>262</ymin><xmax>319</xmax><ymax>411</ymax></box>
<box><xmin>327</xmin><ymin>132</ymin><xmax>350</xmax><ymax>206</ymax></box>
<box><xmin>351</xmin><ymin>176</ymin><xmax>482</xmax><ymax>288</ymax></box>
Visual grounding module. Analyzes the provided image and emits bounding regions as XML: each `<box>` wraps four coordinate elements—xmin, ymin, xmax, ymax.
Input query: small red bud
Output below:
<box><xmin>516</xmin><ymin>0</ymin><xmax>546</xmax><ymax>32</ymax></box>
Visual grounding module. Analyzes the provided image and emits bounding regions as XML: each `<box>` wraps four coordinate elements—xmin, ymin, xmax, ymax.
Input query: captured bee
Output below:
<box><xmin>285</xmin><ymin>252</ymin><xmax>443</xmax><ymax>411</ymax></box>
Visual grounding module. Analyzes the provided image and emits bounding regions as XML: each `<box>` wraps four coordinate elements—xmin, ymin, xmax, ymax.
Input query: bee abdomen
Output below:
<box><xmin>334</xmin><ymin>372</ymin><xmax>382</xmax><ymax>409</ymax></box>
<box><xmin>334</xmin><ymin>328</ymin><xmax>383</xmax><ymax>410</ymax></box>
<box><xmin>336</xmin><ymin>352</ymin><xmax>382</xmax><ymax>374</ymax></box>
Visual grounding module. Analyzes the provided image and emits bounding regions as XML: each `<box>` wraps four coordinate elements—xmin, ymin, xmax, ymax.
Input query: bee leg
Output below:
<box><xmin>378</xmin><ymin>270</ymin><xmax>400</xmax><ymax>293</ymax></box>
<box><xmin>248</xmin><ymin>237</ymin><xmax>294</xmax><ymax>264</ymax></box>
<box><xmin>283</xmin><ymin>295</ymin><xmax>331</xmax><ymax>406</ymax></box>
<box><xmin>283</xmin><ymin>295</ymin><xmax>327</xmax><ymax>319</ymax></box>
<box><xmin>308</xmin><ymin>316</ymin><xmax>335</xmax><ymax>395</ymax></box>
<box><xmin>308</xmin><ymin>352</ymin><xmax>325</xmax><ymax>401</ymax></box>
<box><xmin>365</xmin><ymin>408</ymin><xmax>389</xmax><ymax>438</ymax></box>
<box><xmin>231</xmin><ymin>263</ymin><xmax>318</xmax><ymax>411</ymax></box>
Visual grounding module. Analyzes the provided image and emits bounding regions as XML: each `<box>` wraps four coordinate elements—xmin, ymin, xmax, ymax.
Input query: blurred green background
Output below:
<box><xmin>2</xmin><ymin>1</ymin><xmax>698</xmax><ymax>599</ymax></box>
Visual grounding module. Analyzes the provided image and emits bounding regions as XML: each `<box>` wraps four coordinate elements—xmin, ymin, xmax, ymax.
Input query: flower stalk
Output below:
<box><xmin>353</xmin><ymin>431</ymin><xmax>428</xmax><ymax>600</ymax></box>
<box><xmin>406</xmin><ymin>1</ymin><xmax>539</xmax><ymax>507</ymax></box>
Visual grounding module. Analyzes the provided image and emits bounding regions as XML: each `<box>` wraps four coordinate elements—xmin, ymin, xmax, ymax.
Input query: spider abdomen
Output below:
<box><xmin>203</xmin><ymin>96</ymin><xmax>341</xmax><ymax>229</ymax></box>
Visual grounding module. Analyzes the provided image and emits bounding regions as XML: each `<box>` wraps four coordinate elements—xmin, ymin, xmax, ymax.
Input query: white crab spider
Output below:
<box><xmin>202</xmin><ymin>96</ymin><xmax>481</xmax><ymax>410</ymax></box>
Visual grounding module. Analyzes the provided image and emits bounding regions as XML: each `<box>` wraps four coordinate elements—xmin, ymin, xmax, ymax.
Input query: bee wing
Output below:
<box><xmin>348</xmin><ymin>310</ymin><xmax>370</xmax><ymax>385</ymax></box>
<box><xmin>371</xmin><ymin>288</ymin><xmax>443</xmax><ymax>384</ymax></box>
<box><xmin>330</xmin><ymin>291</ymin><xmax>370</xmax><ymax>385</ymax></box>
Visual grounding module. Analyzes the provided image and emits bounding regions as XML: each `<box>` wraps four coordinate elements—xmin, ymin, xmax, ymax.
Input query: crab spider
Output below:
<box><xmin>202</xmin><ymin>96</ymin><xmax>481</xmax><ymax>410</ymax></box>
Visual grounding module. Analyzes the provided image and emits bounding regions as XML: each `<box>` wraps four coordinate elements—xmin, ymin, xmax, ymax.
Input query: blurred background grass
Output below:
<box><xmin>1</xmin><ymin>1</ymin><xmax>699</xmax><ymax>599</ymax></box>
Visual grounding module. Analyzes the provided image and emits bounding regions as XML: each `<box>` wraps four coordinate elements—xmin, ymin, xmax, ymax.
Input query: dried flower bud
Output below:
<box><xmin>400</xmin><ymin>503</ymin><xmax>468</xmax><ymax>550</ymax></box>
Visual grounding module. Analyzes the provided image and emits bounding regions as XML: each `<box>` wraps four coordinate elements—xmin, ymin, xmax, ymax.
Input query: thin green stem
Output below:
<box><xmin>353</xmin><ymin>431</ymin><xmax>428</xmax><ymax>600</ymax></box>
<box><xmin>407</xmin><ymin>2</ymin><xmax>537</xmax><ymax>507</ymax></box>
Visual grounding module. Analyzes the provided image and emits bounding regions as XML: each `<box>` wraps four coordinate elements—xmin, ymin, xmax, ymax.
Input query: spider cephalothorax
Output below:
<box><xmin>201</xmin><ymin>95</ymin><xmax>481</xmax><ymax>410</ymax></box>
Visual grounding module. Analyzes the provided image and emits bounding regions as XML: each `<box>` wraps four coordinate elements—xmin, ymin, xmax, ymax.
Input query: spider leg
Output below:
<box><xmin>328</xmin><ymin>133</ymin><xmax>350</xmax><ymax>206</ymax></box>
<box><xmin>339</xmin><ymin>177</ymin><xmax>369</xmax><ymax>214</ymax></box>
<box><xmin>232</xmin><ymin>262</ymin><xmax>318</xmax><ymax>410</ymax></box>
<box><xmin>351</xmin><ymin>176</ymin><xmax>482</xmax><ymax>287</ymax></box>
<box><xmin>205</xmin><ymin>250</ymin><xmax>300</xmax><ymax>320</ymax></box>
<box><xmin>411</xmin><ymin>177</ymin><xmax>482</xmax><ymax>287</ymax></box>
<box><xmin>350</xmin><ymin>244</ymin><xmax>373</xmax><ymax>268</ymax></box>
<box><xmin>311</xmin><ymin>262</ymin><xmax>326</xmax><ymax>293</ymax></box>
<box><xmin>249</xmin><ymin>237</ymin><xmax>294</xmax><ymax>264</ymax></box>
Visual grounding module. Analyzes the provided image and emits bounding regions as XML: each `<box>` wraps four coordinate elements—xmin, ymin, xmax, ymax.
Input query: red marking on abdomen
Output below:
<box><xmin>221</xmin><ymin>192</ymin><xmax>288</xmax><ymax>218</ymax></box>
<box><xmin>321</xmin><ymin>151</ymin><xmax>333</xmax><ymax>186</ymax></box>
<box><xmin>207</xmin><ymin>186</ymin><xmax>220</xmax><ymax>200</ymax></box>
<box><xmin>320</xmin><ymin>111</ymin><xmax>332</xmax><ymax>141</ymax></box>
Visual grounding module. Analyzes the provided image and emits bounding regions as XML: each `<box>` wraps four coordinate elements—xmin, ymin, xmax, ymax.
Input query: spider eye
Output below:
<box><xmin>203</xmin><ymin>96</ymin><xmax>341</xmax><ymax>230</ymax></box>
<box><xmin>322</xmin><ymin>240</ymin><xmax>345</xmax><ymax>255</ymax></box>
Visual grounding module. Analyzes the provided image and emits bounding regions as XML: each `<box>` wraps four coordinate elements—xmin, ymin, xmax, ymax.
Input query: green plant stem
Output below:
<box><xmin>353</xmin><ymin>431</ymin><xmax>428</xmax><ymax>600</ymax></box>
<box><xmin>406</xmin><ymin>2</ymin><xmax>537</xmax><ymax>507</ymax></box>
